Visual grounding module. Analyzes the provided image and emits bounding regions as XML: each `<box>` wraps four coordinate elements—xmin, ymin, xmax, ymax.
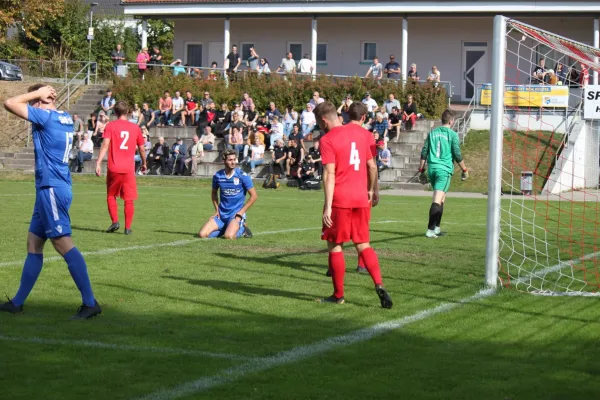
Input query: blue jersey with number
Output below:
<box><xmin>28</xmin><ymin>105</ymin><xmax>74</xmax><ymax>189</ymax></box>
<box><xmin>212</xmin><ymin>168</ymin><xmax>253</xmax><ymax>220</ymax></box>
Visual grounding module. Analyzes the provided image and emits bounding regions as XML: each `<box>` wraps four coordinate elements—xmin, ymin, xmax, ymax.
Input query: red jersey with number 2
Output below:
<box><xmin>103</xmin><ymin>120</ymin><xmax>144</xmax><ymax>173</ymax></box>
<box><xmin>320</xmin><ymin>124</ymin><xmax>375</xmax><ymax>209</ymax></box>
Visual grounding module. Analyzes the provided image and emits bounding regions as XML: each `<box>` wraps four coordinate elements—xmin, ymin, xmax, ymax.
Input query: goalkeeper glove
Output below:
<box><xmin>418</xmin><ymin>168</ymin><xmax>428</xmax><ymax>184</ymax></box>
<box><xmin>461</xmin><ymin>168</ymin><xmax>469</xmax><ymax>181</ymax></box>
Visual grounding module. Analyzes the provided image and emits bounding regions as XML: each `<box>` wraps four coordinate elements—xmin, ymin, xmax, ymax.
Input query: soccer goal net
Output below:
<box><xmin>485</xmin><ymin>16</ymin><xmax>600</xmax><ymax>296</ymax></box>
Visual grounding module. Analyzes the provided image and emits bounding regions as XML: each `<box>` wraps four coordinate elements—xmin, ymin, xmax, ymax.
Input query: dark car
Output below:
<box><xmin>0</xmin><ymin>61</ymin><xmax>23</xmax><ymax>81</ymax></box>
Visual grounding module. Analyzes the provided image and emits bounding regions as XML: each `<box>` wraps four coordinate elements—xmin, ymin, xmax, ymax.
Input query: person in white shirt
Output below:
<box><xmin>200</xmin><ymin>126</ymin><xmax>216</xmax><ymax>151</ymax></box>
<box><xmin>75</xmin><ymin>133</ymin><xmax>94</xmax><ymax>173</ymax></box>
<box><xmin>365</xmin><ymin>56</ymin><xmax>383</xmax><ymax>81</ymax></box>
<box><xmin>297</xmin><ymin>54</ymin><xmax>314</xmax><ymax>74</ymax></box>
<box><xmin>362</xmin><ymin>92</ymin><xmax>378</xmax><ymax>113</ymax></box>
<box><xmin>309</xmin><ymin>91</ymin><xmax>325</xmax><ymax>109</ymax></box>
<box><xmin>248</xmin><ymin>136</ymin><xmax>265</xmax><ymax>175</ymax></box>
<box><xmin>269</xmin><ymin>116</ymin><xmax>284</xmax><ymax>148</ymax></box>
<box><xmin>383</xmin><ymin>94</ymin><xmax>401</xmax><ymax>115</ymax></box>
<box><xmin>276</xmin><ymin>52</ymin><xmax>296</xmax><ymax>74</ymax></box>
<box><xmin>171</xmin><ymin>90</ymin><xmax>185</xmax><ymax>126</ymax></box>
<box><xmin>301</xmin><ymin>103</ymin><xmax>316</xmax><ymax>138</ymax></box>
<box><xmin>283</xmin><ymin>105</ymin><xmax>298</xmax><ymax>137</ymax></box>
<box><xmin>428</xmin><ymin>65</ymin><xmax>441</xmax><ymax>87</ymax></box>
<box><xmin>184</xmin><ymin>135</ymin><xmax>204</xmax><ymax>176</ymax></box>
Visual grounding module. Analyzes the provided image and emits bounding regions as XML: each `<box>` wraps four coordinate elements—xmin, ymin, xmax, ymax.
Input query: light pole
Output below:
<box><xmin>87</xmin><ymin>2</ymin><xmax>98</xmax><ymax>84</ymax></box>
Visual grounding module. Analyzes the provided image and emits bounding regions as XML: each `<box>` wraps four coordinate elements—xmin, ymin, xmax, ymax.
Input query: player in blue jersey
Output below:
<box><xmin>1</xmin><ymin>84</ymin><xmax>101</xmax><ymax>319</ymax></box>
<box><xmin>198</xmin><ymin>149</ymin><xmax>258</xmax><ymax>239</ymax></box>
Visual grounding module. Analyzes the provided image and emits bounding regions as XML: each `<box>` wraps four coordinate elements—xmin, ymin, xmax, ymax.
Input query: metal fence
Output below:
<box><xmin>2</xmin><ymin>59</ymin><xmax>98</xmax><ymax>84</ymax></box>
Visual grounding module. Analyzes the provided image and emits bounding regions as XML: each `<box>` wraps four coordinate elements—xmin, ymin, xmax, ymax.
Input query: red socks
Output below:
<box><xmin>328</xmin><ymin>252</ymin><xmax>346</xmax><ymax>299</ymax></box>
<box><xmin>107</xmin><ymin>196</ymin><xmax>118</xmax><ymax>224</ymax></box>
<box><xmin>124</xmin><ymin>200</ymin><xmax>134</xmax><ymax>230</ymax></box>
<box><xmin>357</xmin><ymin>251</ymin><xmax>366</xmax><ymax>268</ymax></box>
<box><xmin>360</xmin><ymin>247</ymin><xmax>383</xmax><ymax>286</ymax></box>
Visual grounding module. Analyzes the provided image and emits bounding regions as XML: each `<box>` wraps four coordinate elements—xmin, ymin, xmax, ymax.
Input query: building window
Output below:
<box><xmin>288</xmin><ymin>42</ymin><xmax>302</xmax><ymax>61</ymax></box>
<box><xmin>240</xmin><ymin>43</ymin><xmax>255</xmax><ymax>62</ymax></box>
<box><xmin>317</xmin><ymin>43</ymin><xmax>327</xmax><ymax>63</ymax></box>
<box><xmin>361</xmin><ymin>42</ymin><xmax>377</xmax><ymax>62</ymax></box>
<box><xmin>185</xmin><ymin>43</ymin><xmax>203</xmax><ymax>67</ymax></box>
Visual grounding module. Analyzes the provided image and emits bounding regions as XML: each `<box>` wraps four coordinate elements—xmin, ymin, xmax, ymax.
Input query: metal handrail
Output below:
<box><xmin>3</xmin><ymin>59</ymin><xmax>96</xmax><ymax>83</ymax></box>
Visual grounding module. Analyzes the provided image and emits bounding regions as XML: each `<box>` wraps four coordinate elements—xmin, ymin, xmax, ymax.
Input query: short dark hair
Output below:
<box><xmin>27</xmin><ymin>83</ymin><xmax>46</xmax><ymax>93</ymax></box>
<box><xmin>313</xmin><ymin>102</ymin><xmax>337</xmax><ymax>122</ymax></box>
<box><xmin>114</xmin><ymin>101</ymin><xmax>130</xmax><ymax>118</ymax></box>
<box><xmin>348</xmin><ymin>102</ymin><xmax>368</xmax><ymax>121</ymax></box>
<box><xmin>164</xmin><ymin>90</ymin><xmax>170</xmax><ymax>94</ymax></box>
<box><xmin>441</xmin><ymin>109</ymin><xmax>456</xmax><ymax>125</ymax></box>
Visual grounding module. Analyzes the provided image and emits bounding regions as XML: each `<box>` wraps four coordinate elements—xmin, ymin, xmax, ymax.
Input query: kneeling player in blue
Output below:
<box><xmin>1</xmin><ymin>84</ymin><xmax>101</xmax><ymax>319</ymax></box>
<box><xmin>198</xmin><ymin>149</ymin><xmax>258</xmax><ymax>239</ymax></box>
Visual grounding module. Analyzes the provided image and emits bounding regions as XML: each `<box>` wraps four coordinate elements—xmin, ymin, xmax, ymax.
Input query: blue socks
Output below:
<box><xmin>208</xmin><ymin>230</ymin><xmax>221</xmax><ymax>238</ymax></box>
<box><xmin>64</xmin><ymin>247</ymin><xmax>95</xmax><ymax>307</ymax></box>
<box><xmin>12</xmin><ymin>253</ymin><xmax>44</xmax><ymax>306</ymax></box>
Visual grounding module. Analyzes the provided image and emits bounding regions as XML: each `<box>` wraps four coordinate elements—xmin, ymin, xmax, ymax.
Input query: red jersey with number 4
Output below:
<box><xmin>103</xmin><ymin>120</ymin><xmax>144</xmax><ymax>173</ymax></box>
<box><xmin>320</xmin><ymin>124</ymin><xmax>375</xmax><ymax>209</ymax></box>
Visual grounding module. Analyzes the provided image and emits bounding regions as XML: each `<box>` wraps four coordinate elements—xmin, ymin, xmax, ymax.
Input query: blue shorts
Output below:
<box><xmin>213</xmin><ymin>213</ymin><xmax>246</xmax><ymax>238</ymax></box>
<box><xmin>29</xmin><ymin>186</ymin><xmax>72</xmax><ymax>239</ymax></box>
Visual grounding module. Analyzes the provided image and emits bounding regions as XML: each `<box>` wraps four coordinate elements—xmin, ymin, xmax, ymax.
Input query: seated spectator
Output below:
<box><xmin>201</xmin><ymin>91</ymin><xmax>213</xmax><ymax>108</ymax></box>
<box><xmin>155</xmin><ymin>91</ymin><xmax>172</xmax><ymax>127</ymax></box>
<box><xmin>377</xmin><ymin>140</ymin><xmax>392</xmax><ymax>171</ymax></box>
<box><xmin>288</xmin><ymin>124</ymin><xmax>304</xmax><ymax>150</ymax></box>
<box><xmin>298</xmin><ymin>154</ymin><xmax>316</xmax><ymax>183</ymax></box>
<box><xmin>195</xmin><ymin>104</ymin><xmax>209</xmax><ymax>134</ymax></box>
<box><xmin>270</xmin><ymin>139</ymin><xmax>287</xmax><ymax>176</ymax></box>
<box><xmin>228</xmin><ymin>126</ymin><xmax>245</xmax><ymax>161</ymax></box>
<box><xmin>171</xmin><ymin>59</ymin><xmax>186</xmax><ymax>76</ymax></box>
<box><xmin>147</xmin><ymin>136</ymin><xmax>169</xmax><ymax>175</ymax></box>
<box><xmin>301</xmin><ymin>104</ymin><xmax>316</xmax><ymax>138</ymax></box>
<box><xmin>547</xmin><ymin>69</ymin><xmax>558</xmax><ymax>85</ymax></box>
<box><xmin>244</xmin><ymin>103</ymin><xmax>258</xmax><ymax>129</ymax></box>
<box><xmin>134</xmin><ymin>133</ymin><xmax>150</xmax><ymax>175</ymax></box>
<box><xmin>388</xmin><ymin>107</ymin><xmax>402</xmax><ymax>141</ymax></box>
<box><xmin>283</xmin><ymin>105</ymin><xmax>298</xmax><ymax>137</ymax></box>
<box><xmin>555</xmin><ymin>63</ymin><xmax>567</xmax><ymax>85</ymax></box>
<box><xmin>428</xmin><ymin>65</ymin><xmax>441</xmax><ymax>86</ymax></box>
<box><xmin>87</xmin><ymin>113</ymin><xmax>97</xmax><ymax>136</ymax></box>
<box><xmin>182</xmin><ymin>91</ymin><xmax>198</xmax><ymax>126</ymax></box>
<box><xmin>171</xmin><ymin>90</ymin><xmax>185</xmax><ymax>126</ymax></box>
<box><xmin>247</xmin><ymin>136</ymin><xmax>265</xmax><ymax>175</ymax></box>
<box><xmin>407</xmin><ymin>63</ymin><xmax>420</xmax><ymax>80</ymax></box>
<box><xmin>206</xmin><ymin>102</ymin><xmax>218</xmax><ymax>129</ymax></box>
<box><xmin>269</xmin><ymin>116</ymin><xmax>283</xmax><ymax>148</ymax></box>
<box><xmin>402</xmin><ymin>95</ymin><xmax>418</xmax><ymax>131</ymax></box>
<box><xmin>93</xmin><ymin>112</ymin><xmax>109</xmax><ymax>147</ymax></box>
<box><xmin>337</xmin><ymin>96</ymin><xmax>352</xmax><ymax>124</ymax></box>
<box><xmin>140</xmin><ymin>103</ymin><xmax>155</xmax><ymax>128</ymax></box>
<box><xmin>72</xmin><ymin>114</ymin><xmax>84</xmax><ymax>141</ymax></box>
<box><xmin>286</xmin><ymin>138</ymin><xmax>304</xmax><ymax>177</ymax></box>
<box><xmin>75</xmin><ymin>132</ymin><xmax>94</xmax><ymax>173</ymax></box>
<box><xmin>373</xmin><ymin>113</ymin><xmax>389</xmax><ymax>141</ymax></box>
<box><xmin>258</xmin><ymin>58</ymin><xmax>271</xmax><ymax>75</ymax></box>
<box><xmin>266</xmin><ymin>102</ymin><xmax>282</xmax><ymax>124</ymax></box>
<box><xmin>241</xmin><ymin>92</ymin><xmax>254</xmax><ymax>111</ymax></box>
<box><xmin>168</xmin><ymin>137</ymin><xmax>187</xmax><ymax>175</ymax></box>
<box><xmin>384</xmin><ymin>94</ymin><xmax>400</xmax><ymax>115</ymax></box>
<box><xmin>99</xmin><ymin>89</ymin><xmax>115</xmax><ymax>119</ymax></box>
<box><xmin>377</xmin><ymin>106</ymin><xmax>389</xmax><ymax>120</ymax></box>
<box><xmin>129</xmin><ymin>104</ymin><xmax>142</xmax><ymax>125</ymax></box>
<box><xmin>308</xmin><ymin>139</ymin><xmax>322</xmax><ymax>177</ymax></box>
<box><xmin>362</xmin><ymin>92</ymin><xmax>378</xmax><ymax>124</ymax></box>
<box><xmin>213</xmin><ymin>103</ymin><xmax>231</xmax><ymax>136</ymax></box>
<box><xmin>226</xmin><ymin>112</ymin><xmax>244</xmax><ymax>146</ymax></box>
<box><xmin>532</xmin><ymin>58</ymin><xmax>548</xmax><ymax>84</ymax></box>
<box><xmin>309</xmin><ymin>91</ymin><xmax>325</xmax><ymax>109</ymax></box>
<box><xmin>200</xmin><ymin>126</ymin><xmax>216</xmax><ymax>151</ymax></box>
<box><xmin>243</xmin><ymin>127</ymin><xmax>265</xmax><ymax>162</ymax></box>
<box><xmin>184</xmin><ymin>135</ymin><xmax>203</xmax><ymax>176</ymax></box>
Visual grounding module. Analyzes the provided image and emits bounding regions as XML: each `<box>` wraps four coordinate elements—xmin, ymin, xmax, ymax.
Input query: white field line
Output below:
<box><xmin>0</xmin><ymin>335</ymin><xmax>254</xmax><ymax>361</ymax></box>
<box><xmin>138</xmin><ymin>288</ymin><xmax>497</xmax><ymax>400</ymax></box>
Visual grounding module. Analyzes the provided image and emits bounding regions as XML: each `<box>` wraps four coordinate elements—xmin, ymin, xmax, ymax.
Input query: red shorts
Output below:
<box><xmin>321</xmin><ymin>207</ymin><xmax>371</xmax><ymax>244</ymax></box>
<box><xmin>107</xmin><ymin>171</ymin><xmax>138</xmax><ymax>201</ymax></box>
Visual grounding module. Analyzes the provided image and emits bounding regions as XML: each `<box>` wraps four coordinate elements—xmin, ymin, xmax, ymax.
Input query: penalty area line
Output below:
<box><xmin>0</xmin><ymin>335</ymin><xmax>255</xmax><ymax>361</ymax></box>
<box><xmin>137</xmin><ymin>288</ymin><xmax>497</xmax><ymax>400</ymax></box>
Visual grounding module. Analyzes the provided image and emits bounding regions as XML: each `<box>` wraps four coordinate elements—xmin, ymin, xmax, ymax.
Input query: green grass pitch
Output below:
<box><xmin>1</xmin><ymin>174</ymin><xmax>600</xmax><ymax>400</ymax></box>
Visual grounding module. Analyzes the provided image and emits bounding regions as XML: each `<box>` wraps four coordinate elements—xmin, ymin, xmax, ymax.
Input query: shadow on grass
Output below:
<box><xmin>154</xmin><ymin>229</ymin><xmax>199</xmax><ymax>238</ymax></box>
<box><xmin>71</xmin><ymin>225</ymin><xmax>110</xmax><ymax>234</ymax></box>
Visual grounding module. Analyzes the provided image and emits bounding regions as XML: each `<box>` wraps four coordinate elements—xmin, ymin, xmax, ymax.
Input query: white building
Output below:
<box><xmin>123</xmin><ymin>0</ymin><xmax>600</xmax><ymax>102</ymax></box>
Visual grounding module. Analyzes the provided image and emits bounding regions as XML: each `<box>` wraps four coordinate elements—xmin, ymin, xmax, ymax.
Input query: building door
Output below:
<box><xmin>208</xmin><ymin>42</ymin><xmax>224</xmax><ymax>68</ymax></box>
<box><xmin>185</xmin><ymin>43</ymin><xmax>203</xmax><ymax>67</ymax></box>
<box><xmin>462</xmin><ymin>42</ymin><xmax>488</xmax><ymax>102</ymax></box>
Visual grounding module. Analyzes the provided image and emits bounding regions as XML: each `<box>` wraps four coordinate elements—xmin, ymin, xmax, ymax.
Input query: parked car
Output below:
<box><xmin>0</xmin><ymin>61</ymin><xmax>23</xmax><ymax>81</ymax></box>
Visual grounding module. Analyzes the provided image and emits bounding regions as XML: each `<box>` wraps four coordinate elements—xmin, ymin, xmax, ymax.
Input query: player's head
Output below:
<box><xmin>313</xmin><ymin>101</ymin><xmax>340</xmax><ymax>134</ymax></box>
<box><xmin>221</xmin><ymin>149</ymin><xmax>237</xmax><ymax>170</ymax></box>
<box><xmin>27</xmin><ymin>84</ymin><xmax>55</xmax><ymax>108</ymax></box>
<box><xmin>441</xmin><ymin>109</ymin><xmax>456</xmax><ymax>126</ymax></box>
<box><xmin>348</xmin><ymin>101</ymin><xmax>368</xmax><ymax>124</ymax></box>
<box><xmin>114</xmin><ymin>101</ymin><xmax>130</xmax><ymax>119</ymax></box>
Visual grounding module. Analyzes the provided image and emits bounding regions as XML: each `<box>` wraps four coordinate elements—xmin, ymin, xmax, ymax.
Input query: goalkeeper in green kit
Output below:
<box><xmin>418</xmin><ymin>109</ymin><xmax>468</xmax><ymax>238</ymax></box>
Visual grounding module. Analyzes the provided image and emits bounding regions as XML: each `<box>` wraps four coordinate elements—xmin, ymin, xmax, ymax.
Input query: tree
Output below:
<box><xmin>0</xmin><ymin>0</ymin><xmax>64</xmax><ymax>44</ymax></box>
<box><xmin>145</xmin><ymin>19</ymin><xmax>174</xmax><ymax>62</ymax></box>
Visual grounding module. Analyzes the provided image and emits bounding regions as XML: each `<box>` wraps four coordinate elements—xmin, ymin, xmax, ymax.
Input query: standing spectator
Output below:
<box><xmin>225</xmin><ymin>45</ymin><xmax>241</xmax><ymax>79</ymax></box>
<box><xmin>388</xmin><ymin>107</ymin><xmax>402</xmax><ymax>141</ymax></box>
<box><xmin>229</xmin><ymin>127</ymin><xmax>245</xmax><ymax>161</ymax></box>
<box><xmin>171</xmin><ymin>59</ymin><xmax>186</xmax><ymax>76</ymax></box>
<box><xmin>75</xmin><ymin>133</ymin><xmax>94</xmax><ymax>173</ymax></box>
<box><xmin>532</xmin><ymin>58</ymin><xmax>547</xmax><ymax>84</ymax></box>
<box><xmin>377</xmin><ymin>140</ymin><xmax>392</xmax><ymax>171</ymax></box>
<box><xmin>276</xmin><ymin>52</ymin><xmax>297</xmax><ymax>74</ymax></box>
<box><xmin>247</xmin><ymin>47</ymin><xmax>260</xmax><ymax>72</ymax></box>
<box><xmin>87</xmin><ymin>113</ymin><xmax>97</xmax><ymax>136</ymax></box>
<box><xmin>258</xmin><ymin>58</ymin><xmax>271</xmax><ymax>75</ymax></box>
<box><xmin>301</xmin><ymin>103</ymin><xmax>316</xmax><ymax>138</ymax></box>
<box><xmin>93</xmin><ymin>112</ymin><xmax>109</xmax><ymax>147</ymax></box>
<box><xmin>286</xmin><ymin>138</ymin><xmax>304</xmax><ymax>177</ymax></box>
<box><xmin>270</xmin><ymin>139</ymin><xmax>287</xmax><ymax>176</ymax></box>
<box><xmin>148</xmin><ymin>137</ymin><xmax>169</xmax><ymax>175</ymax></box>
<box><xmin>201</xmin><ymin>91</ymin><xmax>213</xmax><ymax>108</ymax></box>
<box><xmin>337</xmin><ymin>96</ymin><xmax>353</xmax><ymax>124</ymax></box>
<box><xmin>248</xmin><ymin>136</ymin><xmax>265</xmax><ymax>175</ymax></box>
<box><xmin>283</xmin><ymin>105</ymin><xmax>298</xmax><ymax>137</ymax></box>
<box><xmin>580</xmin><ymin>62</ymin><xmax>589</xmax><ymax>88</ymax></box>
<box><xmin>384</xmin><ymin>55</ymin><xmax>401</xmax><ymax>80</ymax></box>
<box><xmin>111</xmin><ymin>44</ymin><xmax>126</xmax><ymax>74</ymax></box>
<box><xmin>182</xmin><ymin>91</ymin><xmax>198</xmax><ymax>126</ymax></box>
<box><xmin>269</xmin><ymin>116</ymin><xmax>284</xmax><ymax>149</ymax></box>
<box><xmin>407</xmin><ymin>63</ymin><xmax>420</xmax><ymax>80</ymax></box>
<box><xmin>365</xmin><ymin>56</ymin><xmax>383</xmax><ymax>81</ymax></box>
<box><xmin>241</xmin><ymin>93</ymin><xmax>254</xmax><ymax>111</ymax></box>
<box><xmin>73</xmin><ymin>114</ymin><xmax>84</xmax><ymax>141</ymax></box>
<box><xmin>402</xmin><ymin>94</ymin><xmax>418</xmax><ymax>131</ymax></box>
<box><xmin>184</xmin><ymin>135</ymin><xmax>203</xmax><ymax>176</ymax></box>
<box><xmin>200</xmin><ymin>126</ymin><xmax>216</xmax><ymax>151</ymax></box>
<box><xmin>555</xmin><ymin>63</ymin><xmax>567</xmax><ymax>85</ymax></box>
<box><xmin>140</xmin><ymin>103</ymin><xmax>155</xmax><ymax>128</ymax></box>
<box><xmin>308</xmin><ymin>139</ymin><xmax>322</xmax><ymax>177</ymax></box>
<box><xmin>266</xmin><ymin>102</ymin><xmax>282</xmax><ymax>123</ymax></box>
<box><xmin>428</xmin><ymin>65</ymin><xmax>441</xmax><ymax>85</ymax></box>
<box><xmin>136</xmin><ymin>47</ymin><xmax>150</xmax><ymax>79</ymax></box>
<box><xmin>168</xmin><ymin>137</ymin><xmax>187</xmax><ymax>175</ymax></box>
<box><xmin>129</xmin><ymin>104</ymin><xmax>141</xmax><ymax>125</ymax></box>
<box><xmin>244</xmin><ymin>103</ymin><xmax>258</xmax><ymax>129</ymax></box>
<box><xmin>155</xmin><ymin>91</ymin><xmax>172</xmax><ymax>127</ymax></box>
<box><xmin>170</xmin><ymin>91</ymin><xmax>185</xmax><ymax>126</ymax></box>
<box><xmin>150</xmin><ymin>47</ymin><xmax>163</xmax><ymax>71</ymax></box>
<box><xmin>297</xmin><ymin>53</ymin><xmax>314</xmax><ymax>75</ymax></box>
<box><xmin>373</xmin><ymin>113</ymin><xmax>389</xmax><ymax>141</ymax></box>
<box><xmin>383</xmin><ymin>94</ymin><xmax>401</xmax><ymax>115</ymax></box>
<box><xmin>99</xmin><ymin>90</ymin><xmax>116</xmax><ymax>119</ymax></box>
<box><xmin>309</xmin><ymin>91</ymin><xmax>325</xmax><ymax>108</ymax></box>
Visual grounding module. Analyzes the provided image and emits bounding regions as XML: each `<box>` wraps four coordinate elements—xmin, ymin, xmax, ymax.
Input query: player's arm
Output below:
<box><xmin>322</xmin><ymin>163</ymin><xmax>335</xmax><ymax>228</ymax></box>
<box><xmin>136</xmin><ymin>132</ymin><xmax>147</xmax><ymax>172</ymax></box>
<box><xmin>418</xmin><ymin>136</ymin><xmax>429</xmax><ymax>172</ymax></box>
<box><xmin>95</xmin><ymin>138</ymin><xmax>111</xmax><ymax>176</ymax></box>
<box><xmin>451</xmin><ymin>134</ymin><xmax>468</xmax><ymax>178</ymax></box>
<box><xmin>366</xmin><ymin>158</ymin><xmax>377</xmax><ymax>203</ymax></box>
<box><xmin>236</xmin><ymin>187</ymin><xmax>258</xmax><ymax>218</ymax></box>
<box><xmin>3</xmin><ymin>86</ymin><xmax>56</xmax><ymax>121</ymax></box>
<box><xmin>211</xmin><ymin>188</ymin><xmax>220</xmax><ymax>216</ymax></box>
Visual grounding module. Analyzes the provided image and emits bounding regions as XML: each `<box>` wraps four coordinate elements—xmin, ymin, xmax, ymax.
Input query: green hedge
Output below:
<box><xmin>111</xmin><ymin>71</ymin><xmax>448</xmax><ymax>120</ymax></box>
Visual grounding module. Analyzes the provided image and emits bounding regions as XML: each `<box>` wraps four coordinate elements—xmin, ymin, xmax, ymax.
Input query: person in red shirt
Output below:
<box><xmin>580</xmin><ymin>63</ymin><xmax>589</xmax><ymax>88</ymax></box>
<box><xmin>315</xmin><ymin>102</ymin><xmax>393</xmax><ymax>308</ymax></box>
<box><xmin>95</xmin><ymin>101</ymin><xmax>146</xmax><ymax>235</ymax></box>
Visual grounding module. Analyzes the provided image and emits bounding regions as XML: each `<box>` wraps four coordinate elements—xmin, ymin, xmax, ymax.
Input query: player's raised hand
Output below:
<box><xmin>36</xmin><ymin>86</ymin><xmax>56</xmax><ymax>104</ymax></box>
<box><xmin>323</xmin><ymin>206</ymin><xmax>333</xmax><ymax>228</ymax></box>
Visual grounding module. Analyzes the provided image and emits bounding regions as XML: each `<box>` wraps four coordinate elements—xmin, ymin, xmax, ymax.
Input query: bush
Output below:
<box><xmin>110</xmin><ymin>71</ymin><xmax>448</xmax><ymax>120</ymax></box>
